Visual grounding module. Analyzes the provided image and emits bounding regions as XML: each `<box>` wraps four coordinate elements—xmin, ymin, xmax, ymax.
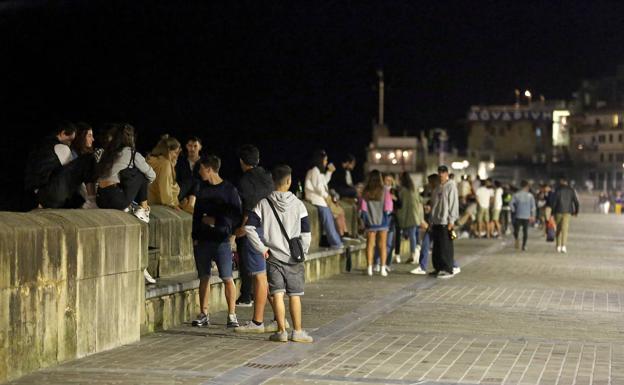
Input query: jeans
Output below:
<box><xmin>513</xmin><ymin>218</ymin><xmax>529</xmax><ymax>248</ymax></box>
<box><xmin>317</xmin><ymin>205</ymin><xmax>343</xmax><ymax>248</ymax></box>
<box><xmin>96</xmin><ymin>174</ymin><xmax>149</xmax><ymax>210</ymax></box>
<box><xmin>403</xmin><ymin>226</ymin><xmax>419</xmax><ymax>254</ymax></box>
<box><xmin>419</xmin><ymin>231</ymin><xmax>430</xmax><ymax>270</ymax></box>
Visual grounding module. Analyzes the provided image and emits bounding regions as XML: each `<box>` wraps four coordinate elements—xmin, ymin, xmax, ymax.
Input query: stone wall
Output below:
<box><xmin>146</xmin><ymin>206</ymin><xmax>194</xmax><ymax>278</ymax></box>
<box><xmin>0</xmin><ymin>210</ymin><xmax>146</xmax><ymax>383</ymax></box>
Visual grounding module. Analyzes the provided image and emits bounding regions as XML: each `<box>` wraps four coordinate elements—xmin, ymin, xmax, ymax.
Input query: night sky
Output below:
<box><xmin>2</xmin><ymin>1</ymin><xmax>624</xmax><ymax>210</ymax></box>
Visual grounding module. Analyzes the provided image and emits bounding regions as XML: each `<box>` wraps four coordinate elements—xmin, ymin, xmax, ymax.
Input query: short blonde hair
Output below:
<box><xmin>151</xmin><ymin>134</ymin><xmax>181</xmax><ymax>157</ymax></box>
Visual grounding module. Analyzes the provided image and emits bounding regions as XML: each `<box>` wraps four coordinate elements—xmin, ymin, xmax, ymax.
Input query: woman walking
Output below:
<box><xmin>360</xmin><ymin>170</ymin><xmax>393</xmax><ymax>277</ymax></box>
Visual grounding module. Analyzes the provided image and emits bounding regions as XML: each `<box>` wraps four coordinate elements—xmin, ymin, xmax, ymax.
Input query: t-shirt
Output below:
<box><xmin>476</xmin><ymin>186</ymin><xmax>492</xmax><ymax>209</ymax></box>
<box><xmin>493</xmin><ymin>187</ymin><xmax>503</xmax><ymax>210</ymax></box>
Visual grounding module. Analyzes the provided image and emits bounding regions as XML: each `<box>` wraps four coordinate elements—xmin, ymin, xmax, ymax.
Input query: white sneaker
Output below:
<box><xmin>453</xmin><ymin>267</ymin><xmax>461</xmax><ymax>274</ymax></box>
<box><xmin>394</xmin><ymin>253</ymin><xmax>401</xmax><ymax>263</ymax></box>
<box><xmin>367</xmin><ymin>265</ymin><xmax>373</xmax><ymax>276</ymax></box>
<box><xmin>380</xmin><ymin>265</ymin><xmax>388</xmax><ymax>277</ymax></box>
<box><xmin>561</xmin><ymin>246</ymin><xmax>567</xmax><ymax>253</ymax></box>
<box><xmin>143</xmin><ymin>268</ymin><xmax>156</xmax><ymax>284</ymax></box>
<box><xmin>373</xmin><ymin>264</ymin><xmax>381</xmax><ymax>273</ymax></box>
<box><xmin>410</xmin><ymin>266</ymin><xmax>427</xmax><ymax>275</ymax></box>
<box><xmin>437</xmin><ymin>271</ymin><xmax>454</xmax><ymax>279</ymax></box>
<box><xmin>409</xmin><ymin>251</ymin><xmax>419</xmax><ymax>264</ymax></box>
<box><xmin>556</xmin><ymin>246</ymin><xmax>562</xmax><ymax>253</ymax></box>
<box><xmin>133</xmin><ymin>207</ymin><xmax>150</xmax><ymax>223</ymax></box>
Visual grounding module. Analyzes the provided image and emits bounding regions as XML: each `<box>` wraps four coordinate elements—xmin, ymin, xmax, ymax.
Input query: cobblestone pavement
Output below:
<box><xmin>6</xmin><ymin>214</ymin><xmax>624</xmax><ymax>385</ymax></box>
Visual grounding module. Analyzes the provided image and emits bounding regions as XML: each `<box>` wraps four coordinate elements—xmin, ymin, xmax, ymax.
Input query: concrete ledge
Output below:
<box><xmin>142</xmin><ymin>243</ymin><xmax>367</xmax><ymax>334</ymax></box>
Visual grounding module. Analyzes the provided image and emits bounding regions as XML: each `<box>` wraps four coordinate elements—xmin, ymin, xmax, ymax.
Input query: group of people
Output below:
<box><xmin>455</xmin><ymin>175</ymin><xmax>580</xmax><ymax>252</ymax></box>
<box><xmin>25</xmin><ymin>122</ymin><xmax>584</xmax><ymax>344</ymax></box>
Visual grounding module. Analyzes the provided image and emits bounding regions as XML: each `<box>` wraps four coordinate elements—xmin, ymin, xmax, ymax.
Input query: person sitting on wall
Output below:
<box><xmin>24</xmin><ymin>121</ymin><xmax>96</xmax><ymax>209</ymax></box>
<box><xmin>147</xmin><ymin>135</ymin><xmax>184</xmax><ymax>210</ymax></box>
<box><xmin>175</xmin><ymin>136</ymin><xmax>202</xmax><ymax>213</ymax></box>
<box><xmin>329</xmin><ymin>153</ymin><xmax>358</xmax><ymax>200</ymax></box>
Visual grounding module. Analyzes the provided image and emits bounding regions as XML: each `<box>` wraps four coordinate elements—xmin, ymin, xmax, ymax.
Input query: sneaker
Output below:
<box><xmin>143</xmin><ymin>268</ymin><xmax>156</xmax><ymax>284</ymax></box>
<box><xmin>192</xmin><ymin>313</ymin><xmax>209</xmax><ymax>327</ymax></box>
<box><xmin>384</xmin><ymin>265</ymin><xmax>392</xmax><ymax>272</ymax></box>
<box><xmin>410</xmin><ymin>266</ymin><xmax>427</xmax><ymax>275</ymax></box>
<box><xmin>380</xmin><ymin>265</ymin><xmax>388</xmax><ymax>277</ymax></box>
<box><xmin>556</xmin><ymin>246</ymin><xmax>562</xmax><ymax>253</ymax></box>
<box><xmin>453</xmin><ymin>266</ymin><xmax>461</xmax><ymax>274</ymax></box>
<box><xmin>437</xmin><ymin>271</ymin><xmax>454</xmax><ymax>279</ymax></box>
<box><xmin>236</xmin><ymin>298</ymin><xmax>254</xmax><ymax>308</ymax></box>
<box><xmin>234</xmin><ymin>320</ymin><xmax>265</xmax><ymax>333</ymax></box>
<box><xmin>373</xmin><ymin>264</ymin><xmax>381</xmax><ymax>273</ymax></box>
<box><xmin>226</xmin><ymin>314</ymin><xmax>239</xmax><ymax>328</ymax></box>
<box><xmin>133</xmin><ymin>207</ymin><xmax>150</xmax><ymax>223</ymax></box>
<box><xmin>394</xmin><ymin>254</ymin><xmax>402</xmax><ymax>263</ymax></box>
<box><xmin>561</xmin><ymin>246</ymin><xmax>567</xmax><ymax>253</ymax></box>
<box><xmin>269</xmin><ymin>330</ymin><xmax>288</xmax><ymax>342</ymax></box>
<box><xmin>367</xmin><ymin>265</ymin><xmax>373</xmax><ymax>276</ymax></box>
<box><xmin>265</xmin><ymin>319</ymin><xmax>290</xmax><ymax>332</ymax></box>
<box><xmin>290</xmin><ymin>329</ymin><xmax>314</xmax><ymax>343</ymax></box>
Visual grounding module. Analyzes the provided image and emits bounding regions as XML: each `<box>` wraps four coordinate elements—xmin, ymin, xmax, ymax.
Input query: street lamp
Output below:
<box><xmin>524</xmin><ymin>90</ymin><xmax>532</xmax><ymax>106</ymax></box>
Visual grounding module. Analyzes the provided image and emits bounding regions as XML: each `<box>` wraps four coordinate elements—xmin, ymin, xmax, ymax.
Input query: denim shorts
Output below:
<box><xmin>238</xmin><ymin>236</ymin><xmax>266</xmax><ymax>275</ymax></box>
<box><xmin>193</xmin><ymin>240</ymin><xmax>233</xmax><ymax>280</ymax></box>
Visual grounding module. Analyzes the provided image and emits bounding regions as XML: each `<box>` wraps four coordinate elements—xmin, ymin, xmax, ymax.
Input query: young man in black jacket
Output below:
<box><xmin>552</xmin><ymin>178</ymin><xmax>579</xmax><ymax>253</ymax></box>
<box><xmin>191</xmin><ymin>155</ymin><xmax>242</xmax><ymax>328</ymax></box>
<box><xmin>234</xmin><ymin>145</ymin><xmax>289</xmax><ymax>334</ymax></box>
<box><xmin>329</xmin><ymin>153</ymin><xmax>357</xmax><ymax>199</ymax></box>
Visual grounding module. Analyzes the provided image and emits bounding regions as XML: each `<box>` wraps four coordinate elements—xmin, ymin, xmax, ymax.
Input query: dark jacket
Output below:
<box><xmin>175</xmin><ymin>154</ymin><xmax>201</xmax><ymax>201</ymax></box>
<box><xmin>192</xmin><ymin>180</ymin><xmax>242</xmax><ymax>242</ymax></box>
<box><xmin>24</xmin><ymin>136</ymin><xmax>63</xmax><ymax>191</ymax></box>
<box><xmin>552</xmin><ymin>185</ymin><xmax>579</xmax><ymax>215</ymax></box>
<box><xmin>237</xmin><ymin>166</ymin><xmax>274</xmax><ymax>212</ymax></box>
<box><xmin>328</xmin><ymin>167</ymin><xmax>357</xmax><ymax>198</ymax></box>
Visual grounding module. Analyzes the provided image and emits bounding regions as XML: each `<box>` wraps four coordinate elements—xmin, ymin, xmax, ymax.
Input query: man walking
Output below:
<box><xmin>510</xmin><ymin>180</ymin><xmax>536</xmax><ymax>251</ymax></box>
<box><xmin>552</xmin><ymin>178</ymin><xmax>579</xmax><ymax>253</ymax></box>
<box><xmin>245</xmin><ymin>165</ymin><xmax>314</xmax><ymax>343</ymax></box>
<box><xmin>430</xmin><ymin>165</ymin><xmax>459</xmax><ymax>278</ymax></box>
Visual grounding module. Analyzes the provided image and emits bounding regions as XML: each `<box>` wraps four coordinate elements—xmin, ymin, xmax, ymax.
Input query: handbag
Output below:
<box><xmin>266</xmin><ymin>198</ymin><xmax>305</xmax><ymax>263</ymax></box>
<box><xmin>118</xmin><ymin>150</ymin><xmax>143</xmax><ymax>187</ymax></box>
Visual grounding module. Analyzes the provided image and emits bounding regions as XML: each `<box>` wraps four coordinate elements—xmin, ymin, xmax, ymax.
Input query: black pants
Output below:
<box><xmin>96</xmin><ymin>174</ymin><xmax>149</xmax><ymax>210</ymax></box>
<box><xmin>393</xmin><ymin>218</ymin><xmax>401</xmax><ymax>255</ymax></box>
<box><xmin>235</xmin><ymin>237</ymin><xmax>253</xmax><ymax>302</ymax></box>
<box><xmin>431</xmin><ymin>225</ymin><xmax>454</xmax><ymax>274</ymax></box>
<box><xmin>513</xmin><ymin>219</ymin><xmax>529</xmax><ymax>248</ymax></box>
<box><xmin>37</xmin><ymin>155</ymin><xmax>95</xmax><ymax>208</ymax></box>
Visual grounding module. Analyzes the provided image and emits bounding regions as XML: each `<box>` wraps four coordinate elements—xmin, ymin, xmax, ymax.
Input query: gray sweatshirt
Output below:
<box><xmin>98</xmin><ymin>147</ymin><xmax>156</xmax><ymax>184</ymax></box>
<box><xmin>430</xmin><ymin>180</ymin><xmax>459</xmax><ymax>225</ymax></box>
<box><xmin>245</xmin><ymin>191</ymin><xmax>312</xmax><ymax>264</ymax></box>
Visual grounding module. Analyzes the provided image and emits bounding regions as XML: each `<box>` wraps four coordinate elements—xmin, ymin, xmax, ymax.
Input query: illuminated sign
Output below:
<box><xmin>552</xmin><ymin>110</ymin><xmax>570</xmax><ymax>146</ymax></box>
<box><xmin>467</xmin><ymin>109</ymin><xmax>553</xmax><ymax>121</ymax></box>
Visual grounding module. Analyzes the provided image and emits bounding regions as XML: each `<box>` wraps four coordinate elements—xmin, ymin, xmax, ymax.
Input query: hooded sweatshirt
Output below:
<box><xmin>245</xmin><ymin>191</ymin><xmax>311</xmax><ymax>264</ymax></box>
<box><xmin>237</xmin><ymin>166</ymin><xmax>274</xmax><ymax>212</ymax></box>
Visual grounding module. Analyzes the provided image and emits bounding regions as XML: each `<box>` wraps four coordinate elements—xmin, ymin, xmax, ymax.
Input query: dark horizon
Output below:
<box><xmin>2</xmin><ymin>1</ymin><xmax>624</xmax><ymax>210</ymax></box>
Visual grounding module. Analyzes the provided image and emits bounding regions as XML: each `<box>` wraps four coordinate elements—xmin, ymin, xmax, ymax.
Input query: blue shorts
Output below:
<box><xmin>193</xmin><ymin>240</ymin><xmax>233</xmax><ymax>281</ymax></box>
<box><xmin>238</xmin><ymin>236</ymin><xmax>266</xmax><ymax>275</ymax></box>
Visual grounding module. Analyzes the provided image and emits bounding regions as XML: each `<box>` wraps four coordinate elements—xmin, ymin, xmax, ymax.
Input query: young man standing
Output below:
<box><xmin>234</xmin><ymin>145</ymin><xmax>289</xmax><ymax>333</ymax></box>
<box><xmin>510</xmin><ymin>180</ymin><xmax>536</xmax><ymax>251</ymax></box>
<box><xmin>245</xmin><ymin>165</ymin><xmax>313</xmax><ymax>343</ymax></box>
<box><xmin>430</xmin><ymin>165</ymin><xmax>459</xmax><ymax>279</ymax></box>
<box><xmin>475</xmin><ymin>179</ymin><xmax>492</xmax><ymax>238</ymax></box>
<box><xmin>175</xmin><ymin>136</ymin><xmax>202</xmax><ymax>212</ymax></box>
<box><xmin>191</xmin><ymin>155</ymin><xmax>242</xmax><ymax>328</ymax></box>
<box><xmin>552</xmin><ymin>178</ymin><xmax>579</xmax><ymax>253</ymax></box>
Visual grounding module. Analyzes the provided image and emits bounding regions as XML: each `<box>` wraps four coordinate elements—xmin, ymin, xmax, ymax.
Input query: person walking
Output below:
<box><xmin>552</xmin><ymin>178</ymin><xmax>579</xmax><ymax>253</ymax></box>
<box><xmin>429</xmin><ymin>165</ymin><xmax>459</xmax><ymax>278</ymax></box>
<box><xmin>510</xmin><ymin>180</ymin><xmax>536</xmax><ymax>251</ymax></box>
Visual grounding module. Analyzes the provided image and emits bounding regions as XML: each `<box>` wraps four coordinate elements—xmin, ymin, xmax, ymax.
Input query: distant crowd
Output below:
<box><xmin>24</xmin><ymin>121</ymin><xmax>582</xmax><ymax>343</ymax></box>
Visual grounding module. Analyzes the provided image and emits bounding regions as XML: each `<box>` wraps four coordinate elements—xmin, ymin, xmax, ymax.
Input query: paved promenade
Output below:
<box><xmin>6</xmin><ymin>213</ymin><xmax>624</xmax><ymax>385</ymax></box>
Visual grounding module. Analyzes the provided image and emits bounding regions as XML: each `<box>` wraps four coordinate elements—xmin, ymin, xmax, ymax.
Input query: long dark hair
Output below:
<box><xmin>363</xmin><ymin>169</ymin><xmax>384</xmax><ymax>201</ymax></box>
<box><xmin>96</xmin><ymin>123</ymin><xmax>136</xmax><ymax>178</ymax></box>
<box><xmin>400</xmin><ymin>171</ymin><xmax>415</xmax><ymax>192</ymax></box>
<box><xmin>71</xmin><ymin>122</ymin><xmax>94</xmax><ymax>155</ymax></box>
<box><xmin>310</xmin><ymin>149</ymin><xmax>327</xmax><ymax>171</ymax></box>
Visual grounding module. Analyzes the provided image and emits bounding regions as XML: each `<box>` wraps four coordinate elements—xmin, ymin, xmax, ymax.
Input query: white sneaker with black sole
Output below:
<box><xmin>133</xmin><ymin>206</ymin><xmax>150</xmax><ymax>223</ymax></box>
<box><xmin>192</xmin><ymin>313</ymin><xmax>209</xmax><ymax>327</ymax></box>
<box><xmin>437</xmin><ymin>271</ymin><xmax>454</xmax><ymax>279</ymax></box>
